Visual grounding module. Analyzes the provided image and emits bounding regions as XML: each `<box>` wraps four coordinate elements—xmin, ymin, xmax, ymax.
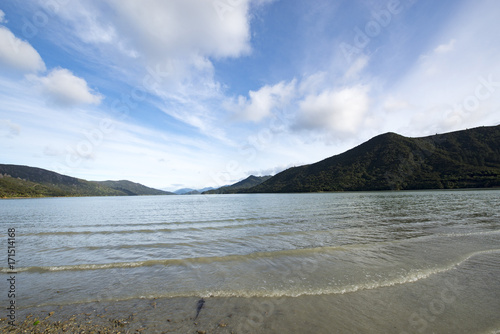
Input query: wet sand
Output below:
<box><xmin>3</xmin><ymin>258</ymin><xmax>500</xmax><ymax>334</ymax></box>
<box><xmin>1</xmin><ymin>296</ymin><xmax>241</xmax><ymax>334</ymax></box>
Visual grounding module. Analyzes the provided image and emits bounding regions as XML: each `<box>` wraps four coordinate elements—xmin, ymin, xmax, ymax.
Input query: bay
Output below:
<box><xmin>1</xmin><ymin>190</ymin><xmax>499</xmax><ymax>333</ymax></box>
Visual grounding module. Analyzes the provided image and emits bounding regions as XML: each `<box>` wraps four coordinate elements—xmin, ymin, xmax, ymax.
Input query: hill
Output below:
<box><xmin>249</xmin><ymin>125</ymin><xmax>500</xmax><ymax>193</ymax></box>
<box><xmin>0</xmin><ymin>164</ymin><xmax>174</xmax><ymax>198</ymax></box>
<box><xmin>203</xmin><ymin>175</ymin><xmax>272</xmax><ymax>194</ymax></box>
<box><xmin>95</xmin><ymin>180</ymin><xmax>173</xmax><ymax>196</ymax></box>
<box><xmin>174</xmin><ymin>188</ymin><xmax>196</xmax><ymax>195</ymax></box>
<box><xmin>174</xmin><ymin>187</ymin><xmax>214</xmax><ymax>195</ymax></box>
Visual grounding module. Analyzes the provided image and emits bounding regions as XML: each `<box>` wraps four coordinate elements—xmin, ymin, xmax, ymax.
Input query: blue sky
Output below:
<box><xmin>1</xmin><ymin>0</ymin><xmax>499</xmax><ymax>190</ymax></box>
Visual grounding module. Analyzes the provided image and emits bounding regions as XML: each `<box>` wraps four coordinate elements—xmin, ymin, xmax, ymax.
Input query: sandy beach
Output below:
<box><xmin>1</xmin><ymin>296</ymin><xmax>239</xmax><ymax>333</ymax></box>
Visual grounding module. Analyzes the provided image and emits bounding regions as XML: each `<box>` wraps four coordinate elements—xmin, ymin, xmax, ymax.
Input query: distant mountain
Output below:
<box><xmin>203</xmin><ymin>175</ymin><xmax>272</xmax><ymax>194</ymax></box>
<box><xmin>0</xmin><ymin>164</ymin><xmax>174</xmax><ymax>198</ymax></box>
<box><xmin>174</xmin><ymin>188</ymin><xmax>196</xmax><ymax>195</ymax></box>
<box><xmin>249</xmin><ymin>125</ymin><xmax>500</xmax><ymax>193</ymax></box>
<box><xmin>198</xmin><ymin>187</ymin><xmax>215</xmax><ymax>193</ymax></box>
<box><xmin>182</xmin><ymin>190</ymin><xmax>201</xmax><ymax>195</ymax></box>
<box><xmin>174</xmin><ymin>187</ymin><xmax>214</xmax><ymax>195</ymax></box>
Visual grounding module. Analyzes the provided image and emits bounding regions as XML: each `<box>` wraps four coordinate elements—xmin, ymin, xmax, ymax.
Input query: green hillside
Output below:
<box><xmin>204</xmin><ymin>175</ymin><xmax>272</xmax><ymax>194</ymax></box>
<box><xmin>96</xmin><ymin>180</ymin><xmax>172</xmax><ymax>196</ymax></box>
<box><xmin>0</xmin><ymin>164</ymin><xmax>174</xmax><ymax>198</ymax></box>
<box><xmin>249</xmin><ymin>125</ymin><xmax>500</xmax><ymax>193</ymax></box>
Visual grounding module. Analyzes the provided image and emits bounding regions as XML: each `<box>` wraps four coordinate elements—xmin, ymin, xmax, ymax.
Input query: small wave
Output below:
<box><xmin>4</xmin><ymin>245</ymin><xmax>498</xmax><ymax>277</ymax></box>
<box><xmin>139</xmin><ymin>249</ymin><xmax>500</xmax><ymax>299</ymax></box>
<box><xmin>15</xmin><ymin>266</ymin><xmax>461</xmax><ymax>308</ymax></box>
<box><xmin>20</xmin><ymin>219</ymin><xmax>290</xmax><ymax>237</ymax></box>
<box><xmin>13</xmin><ymin>249</ymin><xmax>500</xmax><ymax>311</ymax></box>
<box><xmin>0</xmin><ymin>246</ymin><xmax>349</xmax><ymax>273</ymax></box>
<box><xmin>437</xmin><ymin>230</ymin><xmax>500</xmax><ymax>238</ymax></box>
<box><xmin>23</xmin><ymin>228</ymin><xmax>195</xmax><ymax>236</ymax></box>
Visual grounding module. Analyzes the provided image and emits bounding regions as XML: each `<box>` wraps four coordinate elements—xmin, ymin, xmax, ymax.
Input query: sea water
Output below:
<box><xmin>1</xmin><ymin>191</ymin><xmax>499</xmax><ymax>333</ymax></box>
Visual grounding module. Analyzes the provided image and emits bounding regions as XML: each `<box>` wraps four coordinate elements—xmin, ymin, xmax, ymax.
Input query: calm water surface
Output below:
<box><xmin>1</xmin><ymin>191</ymin><xmax>499</xmax><ymax>333</ymax></box>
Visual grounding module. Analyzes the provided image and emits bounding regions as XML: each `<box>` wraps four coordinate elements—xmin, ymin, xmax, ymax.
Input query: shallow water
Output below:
<box><xmin>1</xmin><ymin>190</ymin><xmax>499</xmax><ymax>333</ymax></box>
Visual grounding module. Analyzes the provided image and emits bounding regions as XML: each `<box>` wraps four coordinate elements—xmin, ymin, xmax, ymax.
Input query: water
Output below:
<box><xmin>1</xmin><ymin>190</ymin><xmax>499</xmax><ymax>333</ymax></box>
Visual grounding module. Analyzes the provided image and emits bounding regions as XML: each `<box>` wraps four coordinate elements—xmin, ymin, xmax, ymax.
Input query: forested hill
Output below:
<box><xmin>249</xmin><ymin>125</ymin><xmax>500</xmax><ymax>193</ymax></box>
<box><xmin>203</xmin><ymin>175</ymin><xmax>272</xmax><ymax>194</ymax></box>
<box><xmin>0</xmin><ymin>164</ymin><xmax>174</xmax><ymax>198</ymax></box>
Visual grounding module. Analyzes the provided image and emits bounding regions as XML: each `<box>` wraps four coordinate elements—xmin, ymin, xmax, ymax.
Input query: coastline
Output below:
<box><xmin>1</xmin><ymin>296</ymin><xmax>240</xmax><ymax>334</ymax></box>
<box><xmin>2</xmin><ymin>186</ymin><xmax>500</xmax><ymax>200</ymax></box>
<box><xmin>4</xmin><ymin>269</ymin><xmax>500</xmax><ymax>334</ymax></box>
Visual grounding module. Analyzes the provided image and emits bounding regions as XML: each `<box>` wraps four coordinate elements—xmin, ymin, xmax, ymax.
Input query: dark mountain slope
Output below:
<box><xmin>96</xmin><ymin>180</ymin><xmax>173</xmax><ymax>196</ymax></box>
<box><xmin>0</xmin><ymin>164</ymin><xmax>173</xmax><ymax>198</ymax></box>
<box><xmin>250</xmin><ymin>125</ymin><xmax>500</xmax><ymax>193</ymax></box>
<box><xmin>204</xmin><ymin>175</ymin><xmax>272</xmax><ymax>194</ymax></box>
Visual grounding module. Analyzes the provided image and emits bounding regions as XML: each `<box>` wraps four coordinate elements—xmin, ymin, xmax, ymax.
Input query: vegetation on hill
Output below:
<box><xmin>249</xmin><ymin>125</ymin><xmax>500</xmax><ymax>193</ymax></box>
<box><xmin>203</xmin><ymin>175</ymin><xmax>272</xmax><ymax>194</ymax></box>
<box><xmin>96</xmin><ymin>180</ymin><xmax>172</xmax><ymax>196</ymax></box>
<box><xmin>0</xmin><ymin>164</ymin><xmax>174</xmax><ymax>198</ymax></box>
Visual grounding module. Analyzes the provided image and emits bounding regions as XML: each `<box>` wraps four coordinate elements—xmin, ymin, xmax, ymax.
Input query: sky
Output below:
<box><xmin>1</xmin><ymin>0</ymin><xmax>499</xmax><ymax>191</ymax></box>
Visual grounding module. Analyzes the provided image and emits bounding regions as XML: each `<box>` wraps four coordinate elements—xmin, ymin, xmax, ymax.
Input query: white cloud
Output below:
<box><xmin>381</xmin><ymin>1</ymin><xmax>500</xmax><ymax>137</ymax></box>
<box><xmin>49</xmin><ymin>0</ymin><xmax>256</xmax><ymax>65</ymax></box>
<box><xmin>344</xmin><ymin>55</ymin><xmax>369</xmax><ymax>80</ymax></box>
<box><xmin>39</xmin><ymin>0</ymin><xmax>271</xmax><ymax>135</ymax></box>
<box><xmin>0</xmin><ymin>9</ymin><xmax>5</xmax><ymax>23</ymax></box>
<box><xmin>419</xmin><ymin>39</ymin><xmax>457</xmax><ymax>76</ymax></box>
<box><xmin>246</xmin><ymin>162</ymin><xmax>296</xmax><ymax>177</ymax></box>
<box><xmin>106</xmin><ymin>0</ymin><xmax>252</xmax><ymax>60</ymax></box>
<box><xmin>383</xmin><ymin>96</ymin><xmax>411</xmax><ymax>113</ymax></box>
<box><xmin>298</xmin><ymin>72</ymin><xmax>328</xmax><ymax>95</ymax></box>
<box><xmin>434</xmin><ymin>39</ymin><xmax>456</xmax><ymax>54</ymax></box>
<box><xmin>0</xmin><ymin>119</ymin><xmax>21</xmax><ymax>137</ymax></box>
<box><xmin>296</xmin><ymin>85</ymin><xmax>370</xmax><ymax>136</ymax></box>
<box><xmin>234</xmin><ymin>80</ymin><xmax>296</xmax><ymax>122</ymax></box>
<box><xmin>0</xmin><ymin>75</ymin><xmax>225</xmax><ymax>189</ymax></box>
<box><xmin>0</xmin><ymin>26</ymin><xmax>46</xmax><ymax>73</ymax></box>
<box><xmin>32</xmin><ymin>68</ymin><xmax>103</xmax><ymax>107</ymax></box>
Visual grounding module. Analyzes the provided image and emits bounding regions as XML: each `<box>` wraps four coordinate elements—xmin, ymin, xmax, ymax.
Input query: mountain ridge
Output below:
<box><xmin>203</xmin><ymin>175</ymin><xmax>272</xmax><ymax>194</ymax></box>
<box><xmin>248</xmin><ymin>125</ymin><xmax>500</xmax><ymax>193</ymax></box>
<box><xmin>0</xmin><ymin>164</ymin><xmax>174</xmax><ymax>198</ymax></box>
<box><xmin>174</xmin><ymin>187</ymin><xmax>215</xmax><ymax>195</ymax></box>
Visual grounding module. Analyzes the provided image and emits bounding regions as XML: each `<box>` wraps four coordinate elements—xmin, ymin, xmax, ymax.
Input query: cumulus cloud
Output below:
<box><xmin>50</xmin><ymin>0</ymin><xmax>256</xmax><ymax>63</ymax></box>
<box><xmin>106</xmin><ymin>0</ymin><xmax>252</xmax><ymax>60</ymax></box>
<box><xmin>0</xmin><ymin>26</ymin><xmax>46</xmax><ymax>73</ymax></box>
<box><xmin>234</xmin><ymin>80</ymin><xmax>296</xmax><ymax>122</ymax></box>
<box><xmin>38</xmin><ymin>0</ymin><xmax>271</xmax><ymax>132</ymax></box>
<box><xmin>0</xmin><ymin>9</ymin><xmax>5</xmax><ymax>23</ymax></box>
<box><xmin>33</xmin><ymin>68</ymin><xmax>103</xmax><ymax>107</ymax></box>
<box><xmin>295</xmin><ymin>85</ymin><xmax>370</xmax><ymax>135</ymax></box>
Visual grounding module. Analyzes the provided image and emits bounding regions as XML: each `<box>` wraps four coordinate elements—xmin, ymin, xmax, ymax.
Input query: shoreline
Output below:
<box><xmin>2</xmin><ymin>186</ymin><xmax>500</xmax><ymax>200</ymax></box>
<box><xmin>0</xmin><ymin>297</ymin><xmax>240</xmax><ymax>334</ymax></box>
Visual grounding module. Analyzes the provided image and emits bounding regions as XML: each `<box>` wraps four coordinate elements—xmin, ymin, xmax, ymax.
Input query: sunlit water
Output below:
<box><xmin>1</xmin><ymin>191</ymin><xmax>499</xmax><ymax>333</ymax></box>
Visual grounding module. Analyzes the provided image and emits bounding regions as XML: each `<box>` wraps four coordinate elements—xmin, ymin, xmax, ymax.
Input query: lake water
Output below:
<box><xmin>1</xmin><ymin>191</ymin><xmax>500</xmax><ymax>333</ymax></box>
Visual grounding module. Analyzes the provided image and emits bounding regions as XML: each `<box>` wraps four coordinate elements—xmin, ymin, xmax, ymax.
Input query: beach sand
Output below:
<box><xmin>1</xmin><ymin>296</ymin><xmax>244</xmax><ymax>333</ymax></box>
<box><xmin>3</xmin><ymin>262</ymin><xmax>500</xmax><ymax>334</ymax></box>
